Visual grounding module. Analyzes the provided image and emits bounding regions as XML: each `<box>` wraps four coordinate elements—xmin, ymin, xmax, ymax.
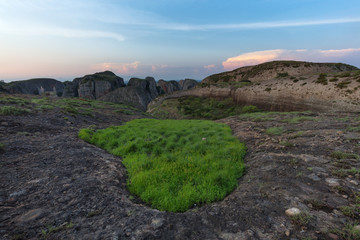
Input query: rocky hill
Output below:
<box><xmin>150</xmin><ymin>61</ymin><xmax>360</xmax><ymax>113</ymax></box>
<box><xmin>202</xmin><ymin>61</ymin><xmax>358</xmax><ymax>84</ymax></box>
<box><xmin>1</xmin><ymin>78</ymin><xmax>64</xmax><ymax>96</ymax></box>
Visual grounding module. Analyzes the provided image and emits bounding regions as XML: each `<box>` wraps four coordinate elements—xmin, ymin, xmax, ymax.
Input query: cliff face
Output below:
<box><xmin>202</xmin><ymin>61</ymin><xmax>358</xmax><ymax>84</ymax></box>
<box><xmin>2</xmin><ymin>78</ymin><xmax>64</xmax><ymax>96</ymax></box>
<box><xmin>128</xmin><ymin>77</ymin><xmax>159</xmax><ymax>99</ymax></box>
<box><xmin>157</xmin><ymin>80</ymin><xmax>182</xmax><ymax>94</ymax></box>
<box><xmin>75</xmin><ymin>71</ymin><xmax>125</xmax><ymax>99</ymax></box>
<box><xmin>100</xmin><ymin>77</ymin><xmax>160</xmax><ymax>110</ymax></box>
<box><xmin>99</xmin><ymin>87</ymin><xmax>152</xmax><ymax>111</ymax></box>
<box><xmin>179</xmin><ymin>79</ymin><xmax>198</xmax><ymax>90</ymax></box>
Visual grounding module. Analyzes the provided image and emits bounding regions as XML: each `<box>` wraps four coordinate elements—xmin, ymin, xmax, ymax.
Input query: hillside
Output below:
<box><xmin>202</xmin><ymin>61</ymin><xmax>358</xmax><ymax>84</ymax></box>
<box><xmin>149</xmin><ymin>61</ymin><xmax>360</xmax><ymax>114</ymax></box>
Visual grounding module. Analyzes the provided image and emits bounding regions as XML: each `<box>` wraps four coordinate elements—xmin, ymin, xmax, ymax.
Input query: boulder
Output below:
<box><xmin>157</xmin><ymin>80</ymin><xmax>182</xmax><ymax>94</ymax></box>
<box><xmin>179</xmin><ymin>79</ymin><xmax>198</xmax><ymax>90</ymax></box>
<box><xmin>77</xmin><ymin>71</ymin><xmax>125</xmax><ymax>99</ymax></box>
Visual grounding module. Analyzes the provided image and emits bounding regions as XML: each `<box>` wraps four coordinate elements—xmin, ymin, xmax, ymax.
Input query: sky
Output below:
<box><xmin>1</xmin><ymin>0</ymin><xmax>360</xmax><ymax>82</ymax></box>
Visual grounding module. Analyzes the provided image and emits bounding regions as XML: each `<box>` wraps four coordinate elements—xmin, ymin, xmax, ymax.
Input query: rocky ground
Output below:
<box><xmin>1</xmin><ymin>97</ymin><xmax>360</xmax><ymax>239</ymax></box>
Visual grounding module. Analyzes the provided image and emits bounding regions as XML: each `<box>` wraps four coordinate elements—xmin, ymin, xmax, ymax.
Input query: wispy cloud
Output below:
<box><xmin>223</xmin><ymin>48</ymin><xmax>360</xmax><ymax>70</ymax></box>
<box><xmin>0</xmin><ymin>21</ymin><xmax>125</xmax><ymax>41</ymax></box>
<box><xmin>157</xmin><ymin>18</ymin><xmax>360</xmax><ymax>31</ymax></box>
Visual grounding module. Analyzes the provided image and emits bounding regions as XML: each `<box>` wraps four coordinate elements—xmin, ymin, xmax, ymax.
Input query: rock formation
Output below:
<box><xmin>179</xmin><ymin>79</ymin><xmax>198</xmax><ymax>90</ymax></box>
<box><xmin>127</xmin><ymin>77</ymin><xmax>159</xmax><ymax>99</ymax></box>
<box><xmin>76</xmin><ymin>71</ymin><xmax>125</xmax><ymax>99</ymax></box>
<box><xmin>157</xmin><ymin>80</ymin><xmax>182</xmax><ymax>94</ymax></box>
<box><xmin>2</xmin><ymin>78</ymin><xmax>64</xmax><ymax>96</ymax></box>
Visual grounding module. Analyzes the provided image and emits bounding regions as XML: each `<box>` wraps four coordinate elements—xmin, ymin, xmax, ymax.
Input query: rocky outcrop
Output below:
<box><xmin>157</xmin><ymin>80</ymin><xmax>182</xmax><ymax>94</ymax></box>
<box><xmin>76</xmin><ymin>71</ymin><xmax>125</xmax><ymax>99</ymax></box>
<box><xmin>2</xmin><ymin>78</ymin><xmax>64</xmax><ymax>96</ymax></box>
<box><xmin>98</xmin><ymin>87</ymin><xmax>152</xmax><ymax>111</ymax></box>
<box><xmin>203</xmin><ymin>61</ymin><xmax>358</xmax><ymax>84</ymax></box>
<box><xmin>62</xmin><ymin>79</ymin><xmax>81</xmax><ymax>97</ymax></box>
<box><xmin>179</xmin><ymin>79</ymin><xmax>198</xmax><ymax>90</ymax></box>
<box><xmin>99</xmin><ymin>76</ymin><xmax>161</xmax><ymax>110</ymax></box>
<box><xmin>127</xmin><ymin>77</ymin><xmax>158</xmax><ymax>99</ymax></box>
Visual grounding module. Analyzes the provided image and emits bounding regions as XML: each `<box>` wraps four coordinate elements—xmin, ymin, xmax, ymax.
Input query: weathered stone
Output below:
<box><xmin>2</xmin><ymin>78</ymin><xmax>64</xmax><ymax>96</ymax></box>
<box><xmin>16</xmin><ymin>209</ymin><xmax>44</xmax><ymax>222</ymax></box>
<box><xmin>285</xmin><ymin>208</ymin><xmax>301</xmax><ymax>217</ymax></box>
<box><xmin>325</xmin><ymin>178</ymin><xmax>340</xmax><ymax>187</ymax></box>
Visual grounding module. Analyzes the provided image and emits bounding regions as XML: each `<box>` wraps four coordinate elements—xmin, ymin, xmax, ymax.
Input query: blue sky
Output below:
<box><xmin>0</xmin><ymin>0</ymin><xmax>360</xmax><ymax>82</ymax></box>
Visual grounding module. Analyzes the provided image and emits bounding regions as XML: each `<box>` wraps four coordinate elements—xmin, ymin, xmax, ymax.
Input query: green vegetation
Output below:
<box><xmin>330</xmin><ymin>151</ymin><xmax>360</xmax><ymax>160</ymax></box>
<box><xmin>79</xmin><ymin>119</ymin><xmax>246</xmax><ymax>212</ymax></box>
<box><xmin>340</xmin><ymin>205</ymin><xmax>360</xmax><ymax>218</ymax></box>
<box><xmin>265</xmin><ymin>127</ymin><xmax>284</xmax><ymax>136</ymax></box>
<box><xmin>0</xmin><ymin>106</ymin><xmax>30</xmax><ymax>115</ymax></box>
<box><xmin>265</xmin><ymin>87</ymin><xmax>271</xmax><ymax>92</ymax></box>
<box><xmin>336</xmin><ymin>80</ymin><xmax>352</xmax><ymax>89</ymax></box>
<box><xmin>177</xmin><ymin>96</ymin><xmax>253</xmax><ymax>120</ymax></box>
<box><xmin>281</xmin><ymin>116</ymin><xmax>316</xmax><ymax>124</ymax></box>
<box><xmin>276</xmin><ymin>72</ymin><xmax>289</xmax><ymax>78</ymax></box>
<box><xmin>0</xmin><ymin>96</ymin><xmax>30</xmax><ymax>105</ymax></box>
<box><xmin>290</xmin><ymin>212</ymin><xmax>313</xmax><ymax>227</ymax></box>
<box><xmin>315</xmin><ymin>73</ymin><xmax>328</xmax><ymax>85</ymax></box>
<box><xmin>0</xmin><ymin>143</ymin><xmax>4</xmax><ymax>152</ymax></box>
<box><xmin>330</xmin><ymin>77</ymin><xmax>339</xmax><ymax>82</ymax></box>
<box><xmin>41</xmin><ymin>222</ymin><xmax>73</xmax><ymax>238</ymax></box>
<box><xmin>330</xmin><ymin>223</ymin><xmax>360</xmax><ymax>240</ymax></box>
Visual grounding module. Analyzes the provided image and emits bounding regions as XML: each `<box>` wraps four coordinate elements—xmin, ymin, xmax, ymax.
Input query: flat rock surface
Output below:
<box><xmin>1</xmin><ymin>107</ymin><xmax>360</xmax><ymax>239</ymax></box>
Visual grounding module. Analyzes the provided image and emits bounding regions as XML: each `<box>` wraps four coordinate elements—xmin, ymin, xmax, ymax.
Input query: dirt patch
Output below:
<box><xmin>1</xmin><ymin>101</ymin><xmax>360</xmax><ymax>239</ymax></box>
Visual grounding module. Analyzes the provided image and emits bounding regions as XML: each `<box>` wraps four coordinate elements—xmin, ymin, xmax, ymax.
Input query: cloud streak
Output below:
<box><xmin>157</xmin><ymin>18</ymin><xmax>360</xmax><ymax>31</ymax></box>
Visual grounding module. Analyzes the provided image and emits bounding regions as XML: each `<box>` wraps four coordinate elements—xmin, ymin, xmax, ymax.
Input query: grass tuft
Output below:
<box><xmin>79</xmin><ymin>119</ymin><xmax>246</xmax><ymax>212</ymax></box>
<box><xmin>265</xmin><ymin>127</ymin><xmax>284</xmax><ymax>136</ymax></box>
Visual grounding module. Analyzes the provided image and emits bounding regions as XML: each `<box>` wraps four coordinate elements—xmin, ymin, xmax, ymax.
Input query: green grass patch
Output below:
<box><xmin>0</xmin><ymin>106</ymin><xmax>30</xmax><ymax>115</ymax></box>
<box><xmin>330</xmin><ymin>151</ymin><xmax>360</xmax><ymax>160</ymax></box>
<box><xmin>0</xmin><ymin>96</ymin><xmax>30</xmax><ymax>106</ymax></box>
<box><xmin>79</xmin><ymin>119</ymin><xmax>246</xmax><ymax>212</ymax></box>
<box><xmin>265</xmin><ymin>127</ymin><xmax>284</xmax><ymax>136</ymax></box>
<box><xmin>177</xmin><ymin>96</ymin><xmax>244</xmax><ymax>120</ymax></box>
<box><xmin>337</xmin><ymin>80</ymin><xmax>352</xmax><ymax>89</ymax></box>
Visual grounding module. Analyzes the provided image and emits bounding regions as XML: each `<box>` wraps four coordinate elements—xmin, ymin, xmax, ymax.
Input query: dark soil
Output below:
<box><xmin>1</xmin><ymin>96</ymin><xmax>360</xmax><ymax>239</ymax></box>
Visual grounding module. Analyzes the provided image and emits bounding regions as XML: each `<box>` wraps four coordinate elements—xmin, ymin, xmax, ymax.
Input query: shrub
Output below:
<box><xmin>336</xmin><ymin>80</ymin><xmax>352</xmax><ymax>89</ymax></box>
<box><xmin>79</xmin><ymin>119</ymin><xmax>246</xmax><ymax>212</ymax></box>
<box><xmin>276</xmin><ymin>72</ymin><xmax>289</xmax><ymax>78</ymax></box>
<box><xmin>316</xmin><ymin>73</ymin><xmax>328</xmax><ymax>85</ymax></box>
<box><xmin>241</xmin><ymin>105</ymin><xmax>260</xmax><ymax>113</ymax></box>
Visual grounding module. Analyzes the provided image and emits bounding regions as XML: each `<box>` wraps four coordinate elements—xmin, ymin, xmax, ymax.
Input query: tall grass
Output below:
<box><xmin>79</xmin><ymin>119</ymin><xmax>246</xmax><ymax>212</ymax></box>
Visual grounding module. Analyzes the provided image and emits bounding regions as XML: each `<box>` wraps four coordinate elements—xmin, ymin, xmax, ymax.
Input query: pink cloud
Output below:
<box><xmin>204</xmin><ymin>64</ymin><xmax>216</xmax><ymax>70</ymax></box>
<box><xmin>222</xmin><ymin>50</ymin><xmax>285</xmax><ymax>70</ymax></box>
<box><xmin>95</xmin><ymin>61</ymin><xmax>140</xmax><ymax>74</ymax></box>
